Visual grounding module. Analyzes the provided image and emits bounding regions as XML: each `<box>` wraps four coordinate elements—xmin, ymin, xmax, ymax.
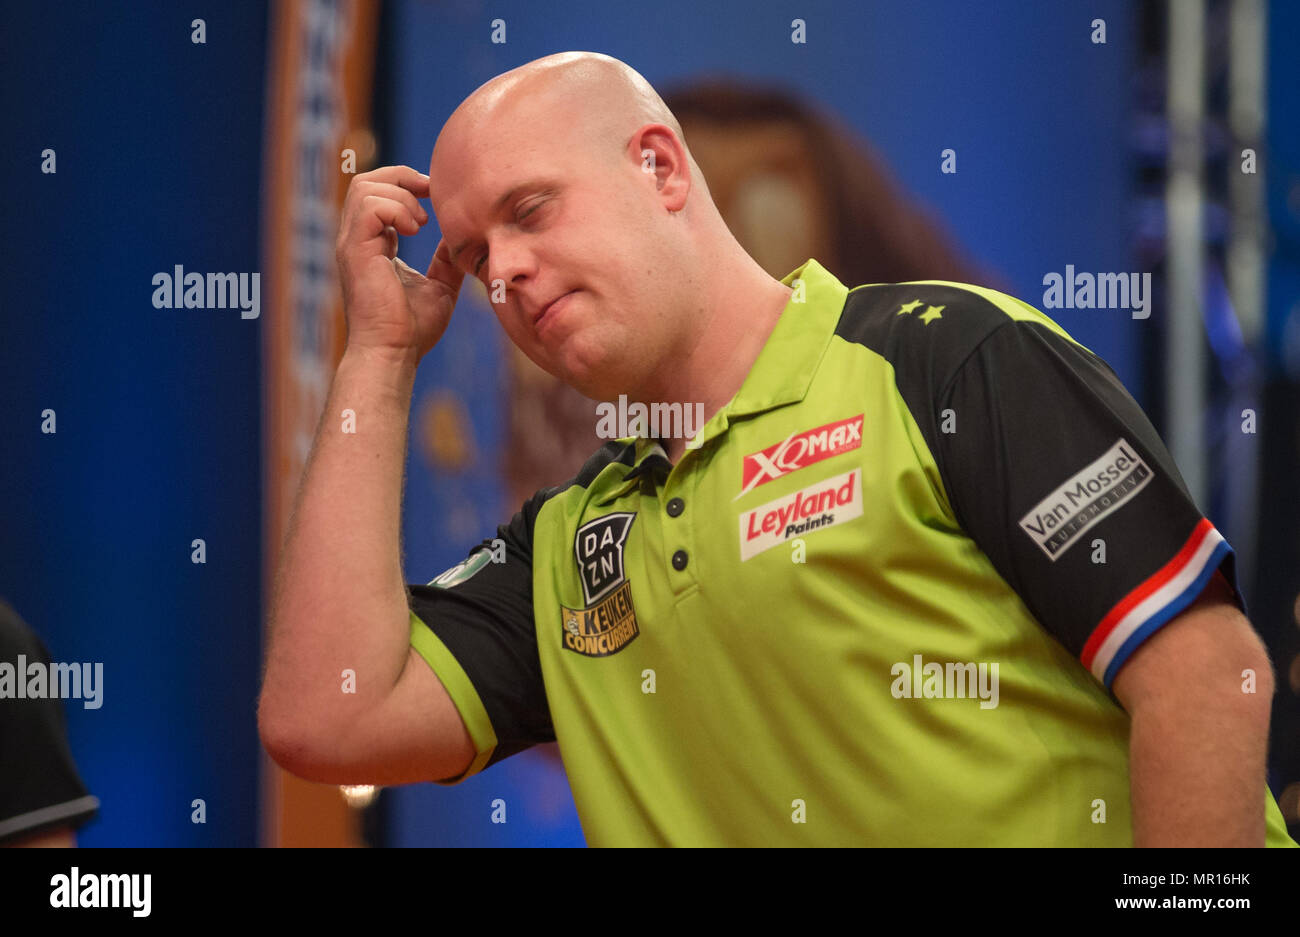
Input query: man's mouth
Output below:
<box><xmin>535</xmin><ymin>290</ymin><xmax>577</xmax><ymax>330</ymax></box>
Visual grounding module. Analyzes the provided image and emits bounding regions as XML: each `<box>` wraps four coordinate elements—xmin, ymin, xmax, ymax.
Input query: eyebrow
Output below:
<box><xmin>448</xmin><ymin>181</ymin><xmax>548</xmax><ymax>266</ymax></box>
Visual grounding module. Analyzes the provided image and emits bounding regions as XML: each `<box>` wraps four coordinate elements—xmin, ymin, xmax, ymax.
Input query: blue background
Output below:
<box><xmin>1</xmin><ymin>3</ymin><xmax>269</xmax><ymax>845</ymax></box>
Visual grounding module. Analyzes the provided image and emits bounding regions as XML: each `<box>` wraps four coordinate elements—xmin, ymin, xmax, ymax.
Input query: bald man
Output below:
<box><xmin>259</xmin><ymin>53</ymin><xmax>1297</xmax><ymax>847</ymax></box>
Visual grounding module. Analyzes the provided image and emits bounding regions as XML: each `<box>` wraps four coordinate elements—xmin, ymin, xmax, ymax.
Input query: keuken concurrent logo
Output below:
<box><xmin>561</xmin><ymin>512</ymin><xmax>641</xmax><ymax>657</ymax></box>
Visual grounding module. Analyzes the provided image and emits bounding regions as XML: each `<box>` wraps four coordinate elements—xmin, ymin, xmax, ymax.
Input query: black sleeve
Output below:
<box><xmin>407</xmin><ymin>485</ymin><xmax>557</xmax><ymax>778</ymax></box>
<box><xmin>933</xmin><ymin>319</ymin><xmax>1243</xmax><ymax>690</ymax></box>
<box><xmin>0</xmin><ymin>600</ymin><xmax>99</xmax><ymax>844</ymax></box>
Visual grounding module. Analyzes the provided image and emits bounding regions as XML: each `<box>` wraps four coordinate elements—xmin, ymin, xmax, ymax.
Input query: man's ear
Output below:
<box><xmin>630</xmin><ymin>124</ymin><xmax>690</xmax><ymax>213</ymax></box>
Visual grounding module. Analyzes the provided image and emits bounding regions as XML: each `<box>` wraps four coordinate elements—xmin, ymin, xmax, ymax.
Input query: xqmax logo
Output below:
<box><xmin>738</xmin><ymin>414</ymin><xmax>863</xmax><ymax>498</ymax></box>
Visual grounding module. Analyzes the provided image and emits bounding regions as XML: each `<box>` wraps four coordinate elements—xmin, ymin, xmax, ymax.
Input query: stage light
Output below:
<box><xmin>339</xmin><ymin>785</ymin><xmax>378</xmax><ymax>808</ymax></box>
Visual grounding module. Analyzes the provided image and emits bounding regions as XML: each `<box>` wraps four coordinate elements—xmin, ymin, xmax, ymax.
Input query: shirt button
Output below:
<box><xmin>671</xmin><ymin>550</ymin><xmax>689</xmax><ymax>571</ymax></box>
<box><xmin>666</xmin><ymin>497</ymin><xmax>685</xmax><ymax>517</ymax></box>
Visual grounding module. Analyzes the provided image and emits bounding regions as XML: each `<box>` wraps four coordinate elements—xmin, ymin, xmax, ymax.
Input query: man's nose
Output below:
<box><xmin>486</xmin><ymin>237</ymin><xmax>535</xmax><ymax>292</ymax></box>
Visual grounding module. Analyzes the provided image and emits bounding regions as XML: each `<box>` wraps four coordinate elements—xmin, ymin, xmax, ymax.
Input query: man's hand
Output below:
<box><xmin>1112</xmin><ymin>570</ymin><xmax>1276</xmax><ymax>846</ymax></box>
<box><xmin>335</xmin><ymin>165</ymin><xmax>465</xmax><ymax>361</ymax></box>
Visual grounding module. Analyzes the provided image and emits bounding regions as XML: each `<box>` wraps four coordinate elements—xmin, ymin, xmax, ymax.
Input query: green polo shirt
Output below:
<box><xmin>407</xmin><ymin>258</ymin><xmax>1297</xmax><ymax>847</ymax></box>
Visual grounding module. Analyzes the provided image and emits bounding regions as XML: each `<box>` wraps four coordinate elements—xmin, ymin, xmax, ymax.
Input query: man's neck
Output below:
<box><xmin>653</xmin><ymin>259</ymin><xmax>794</xmax><ymax>463</ymax></box>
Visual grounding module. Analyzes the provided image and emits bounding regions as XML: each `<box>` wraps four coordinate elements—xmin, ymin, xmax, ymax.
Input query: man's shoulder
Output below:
<box><xmin>483</xmin><ymin>440</ymin><xmax>639</xmax><ymax>558</ymax></box>
<box><xmin>524</xmin><ymin>440</ymin><xmax>638</xmax><ymax>511</ymax></box>
<box><xmin>839</xmin><ymin>279</ymin><xmax>1072</xmax><ymax>344</ymax></box>
<box><xmin>566</xmin><ymin>439</ymin><xmax>639</xmax><ymax>491</ymax></box>
<box><xmin>831</xmin><ymin>279</ymin><xmax>1083</xmax><ymax>387</ymax></box>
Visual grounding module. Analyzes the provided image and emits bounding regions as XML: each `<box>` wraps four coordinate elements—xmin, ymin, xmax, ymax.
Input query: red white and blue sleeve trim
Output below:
<box><xmin>1081</xmin><ymin>519</ymin><xmax>1232</xmax><ymax>689</ymax></box>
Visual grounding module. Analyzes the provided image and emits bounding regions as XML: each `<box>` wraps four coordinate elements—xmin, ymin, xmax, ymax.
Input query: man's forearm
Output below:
<box><xmin>1127</xmin><ymin>675</ymin><xmax>1273</xmax><ymax>846</ymax></box>
<box><xmin>261</xmin><ymin>344</ymin><xmax>419</xmax><ymax>746</ymax></box>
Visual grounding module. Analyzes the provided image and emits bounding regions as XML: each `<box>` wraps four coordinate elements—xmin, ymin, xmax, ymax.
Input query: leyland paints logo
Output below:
<box><xmin>737</xmin><ymin>414</ymin><xmax>864</xmax><ymax>498</ymax></box>
<box><xmin>561</xmin><ymin>513</ymin><xmax>640</xmax><ymax>657</ymax></box>
<box><xmin>739</xmin><ymin>468</ymin><xmax>863</xmax><ymax>561</ymax></box>
<box><xmin>1018</xmin><ymin>438</ymin><xmax>1154</xmax><ymax>560</ymax></box>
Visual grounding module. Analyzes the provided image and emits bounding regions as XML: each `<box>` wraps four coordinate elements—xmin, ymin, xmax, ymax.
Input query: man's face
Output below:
<box><xmin>429</xmin><ymin>103</ymin><xmax>675</xmax><ymax>400</ymax></box>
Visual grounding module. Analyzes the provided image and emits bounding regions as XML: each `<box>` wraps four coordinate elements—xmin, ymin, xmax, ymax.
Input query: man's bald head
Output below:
<box><xmin>433</xmin><ymin>52</ymin><xmax>689</xmax><ymax>178</ymax></box>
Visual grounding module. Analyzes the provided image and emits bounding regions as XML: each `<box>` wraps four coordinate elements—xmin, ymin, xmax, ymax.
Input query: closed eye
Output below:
<box><xmin>473</xmin><ymin>198</ymin><xmax>552</xmax><ymax>276</ymax></box>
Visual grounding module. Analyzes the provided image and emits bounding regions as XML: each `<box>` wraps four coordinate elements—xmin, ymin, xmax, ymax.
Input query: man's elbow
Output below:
<box><xmin>258</xmin><ymin>697</ymin><xmax>311</xmax><ymax>778</ymax></box>
<box><xmin>258</xmin><ymin>693</ymin><xmax>332</xmax><ymax>782</ymax></box>
<box><xmin>258</xmin><ymin>695</ymin><xmax>380</xmax><ymax>785</ymax></box>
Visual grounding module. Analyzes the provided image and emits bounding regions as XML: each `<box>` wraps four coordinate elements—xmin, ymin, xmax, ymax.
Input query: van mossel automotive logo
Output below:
<box><xmin>739</xmin><ymin>468</ymin><xmax>863</xmax><ymax>561</ymax></box>
<box><xmin>1018</xmin><ymin>438</ymin><xmax>1154</xmax><ymax>560</ymax></box>
<box><xmin>562</xmin><ymin>512</ymin><xmax>640</xmax><ymax>657</ymax></box>
<box><xmin>737</xmin><ymin>414</ymin><xmax>864</xmax><ymax>499</ymax></box>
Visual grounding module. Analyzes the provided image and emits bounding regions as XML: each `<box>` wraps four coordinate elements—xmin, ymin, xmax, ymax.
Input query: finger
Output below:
<box><xmin>351</xmin><ymin>179</ymin><xmax>429</xmax><ymax>226</ymax></box>
<box><xmin>393</xmin><ymin>255</ymin><xmax>422</xmax><ymax>281</ymax></box>
<box><xmin>358</xmin><ymin>194</ymin><xmax>422</xmax><ymax>238</ymax></box>
<box><xmin>383</xmin><ymin>226</ymin><xmax>398</xmax><ymax>260</ymax></box>
<box><xmin>427</xmin><ymin>236</ymin><xmax>465</xmax><ymax>289</ymax></box>
<box><xmin>352</xmin><ymin>164</ymin><xmax>430</xmax><ymax>199</ymax></box>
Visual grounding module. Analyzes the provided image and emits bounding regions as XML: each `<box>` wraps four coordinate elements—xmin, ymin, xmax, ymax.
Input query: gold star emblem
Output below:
<box><xmin>896</xmin><ymin>299</ymin><xmax>923</xmax><ymax>315</ymax></box>
<box><xmin>919</xmin><ymin>304</ymin><xmax>945</xmax><ymax>324</ymax></box>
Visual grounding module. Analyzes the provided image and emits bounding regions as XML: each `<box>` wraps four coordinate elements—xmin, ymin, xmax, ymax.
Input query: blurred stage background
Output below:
<box><xmin>1</xmin><ymin>0</ymin><xmax>1297</xmax><ymax>846</ymax></box>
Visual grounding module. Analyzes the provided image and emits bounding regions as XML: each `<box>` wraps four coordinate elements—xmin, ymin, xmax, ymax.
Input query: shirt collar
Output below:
<box><xmin>595</xmin><ymin>437</ymin><xmax>669</xmax><ymax>505</ymax></box>
<box><xmin>691</xmin><ymin>257</ymin><xmax>848</xmax><ymax>447</ymax></box>
<box><xmin>729</xmin><ymin>257</ymin><xmax>847</xmax><ymax>416</ymax></box>
<box><xmin>594</xmin><ymin>258</ymin><xmax>848</xmax><ymax>504</ymax></box>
